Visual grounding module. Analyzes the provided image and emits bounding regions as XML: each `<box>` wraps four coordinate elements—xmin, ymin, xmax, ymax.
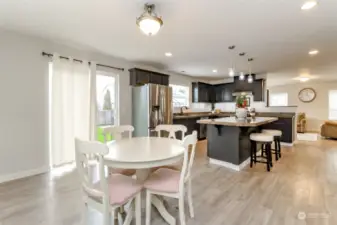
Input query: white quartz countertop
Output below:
<box><xmin>197</xmin><ymin>117</ymin><xmax>278</xmax><ymax>127</ymax></box>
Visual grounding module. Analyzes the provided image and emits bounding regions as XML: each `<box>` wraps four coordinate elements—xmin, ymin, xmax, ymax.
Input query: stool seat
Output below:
<box><xmin>262</xmin><ymin>129</ymin><xmax>282</xmax><ymax>136</ymax></box>
<box><xmin>250</xmin><ymin>133</ymin><xmax>273</xmax><ymax>142</ymax></box>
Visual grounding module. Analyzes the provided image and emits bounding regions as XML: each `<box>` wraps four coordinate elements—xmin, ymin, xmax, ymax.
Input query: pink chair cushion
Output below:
<box><xmin>144</xmin><ymin>168</ymin><xmax>181</xmax><ymax>193</ymax></box>
<box><xmin>94</xmin><ymin>174</ymin><xmax>143</xmax><ymax>205</ymax></box>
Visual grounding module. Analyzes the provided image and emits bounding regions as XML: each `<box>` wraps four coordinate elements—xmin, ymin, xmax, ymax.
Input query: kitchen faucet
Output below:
<box><xmin>180</xmin><ymin>106</ymin><xmax>189</xmax><ymax>115</ymax></box>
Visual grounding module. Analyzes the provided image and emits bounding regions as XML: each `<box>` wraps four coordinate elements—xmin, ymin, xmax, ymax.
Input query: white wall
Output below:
<box><xmin>0</xmin><ymin>29</ymin><xmax>195</xmax><ymax>182</ymax></box>
<box><xmin>269</xmin><ymin>81</ymin><xmax>337</xmax><ymax>132</ymax></box>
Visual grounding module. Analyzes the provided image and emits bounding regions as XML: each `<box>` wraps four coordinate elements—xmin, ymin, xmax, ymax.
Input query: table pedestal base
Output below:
<box><xmin>136</xmin><ymin>169</ymin><xmax>176</xmax><ymax>225</ymax></box>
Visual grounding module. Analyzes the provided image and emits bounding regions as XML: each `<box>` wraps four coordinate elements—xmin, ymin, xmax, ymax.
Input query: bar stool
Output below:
<box><xmin>250</xmin><ymin>133</ymin><xmax>274</xmax><ymax>172</ymax></box>
<box><xmin>262</xmin><ymin>129</ymin><xmax>282</xmax><ymax>160</ymax></box>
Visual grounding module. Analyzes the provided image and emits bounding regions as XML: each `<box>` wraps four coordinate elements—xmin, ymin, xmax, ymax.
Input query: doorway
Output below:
<box><xmin>96</xmin><ymin>71</ymin><xmax>120</xmax><ymax>142</ymax></box>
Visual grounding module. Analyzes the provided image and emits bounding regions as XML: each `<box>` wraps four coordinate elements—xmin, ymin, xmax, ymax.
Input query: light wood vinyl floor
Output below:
<box><xmin>1</xmin><ymin>139</ymin><xmax>337</xmax><ymax>225</ymax></box>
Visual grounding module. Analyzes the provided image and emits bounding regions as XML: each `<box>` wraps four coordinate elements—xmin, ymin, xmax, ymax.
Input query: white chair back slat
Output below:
<box><xmin>179</xmin><ymin>131</ymin><xmax>198</xmax><ymax>191</ymax></box>
<box><xmin>102</xmin><ymin>125</ymin><xmax>134</xmax><ymax>141</ymax></box>
<box><xmin>75</xmin><ymin>138</ymin><xmax>108</xmax><ymax>201</ymax></box>
<box><xmin>155</xmin><ymin>124</ymin><xmax>187</xmax><ymax>140</ymax></box>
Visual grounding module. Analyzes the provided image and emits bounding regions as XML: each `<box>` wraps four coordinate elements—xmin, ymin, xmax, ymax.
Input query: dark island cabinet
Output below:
<box><xmin>129</xmin><ymin>68</ymin><xmax>169</xmax><ymax>86</ymax></box>
<box><xmin>173</xmin><ymin>118</ymin><xmax>200</xmax><ymax>139</ymax></box>
<box><xmin>261</xmin><ymin>117</ymin><xmax>294</xmax><ymax>143</ymax></box>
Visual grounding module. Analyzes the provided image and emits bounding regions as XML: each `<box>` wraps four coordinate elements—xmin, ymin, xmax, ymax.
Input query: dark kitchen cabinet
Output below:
<box><xmin>252</xmin><ymin>79</ymin><xmax>265</xmax><ymax>101</ymax></box>
<box><xmin>213</xmin><ymin>83</ymin><xmax>234</xmax><ymax>102</ymax></box>
<box><xmin>191</xmin><ymin>76</ymin><xmax>264</xmax><ymax>103</ymax></box>
<box><xmin>149</xmin><ymin>72</ymin><xmax>163</xmax><ymax>84</ymax></box>
<box><xmin>234</xmin><ymin>75</ymin><xmax>255</xmax><ymax>92</ymax></box>
<box><xmin>192</xmin><ymin>82</ymin><xmax>212</xmax><ymax>103</ymax></box>
<box><xmin>214</xmin><ymin>84</ymin><xmax>223</xmax><ymax>102</ymax></box>
<box><xmin>161</xmin><ymin>75</ymin><xmax>169</xmax><ymax>86</ymax></box>
<box><xmin>129</xmin><ymin>68</ymin><xmax>170</xmax><ymax>86</ymax></box>
<box><xmin>222</xmin><ymin>83</ymin><xmax>235</xmax><ymax>102</ymax></box>
<box><xmin>129</xmin><ymin>69</ymin><xmax>150</xmax><ymax>85</ymax></box>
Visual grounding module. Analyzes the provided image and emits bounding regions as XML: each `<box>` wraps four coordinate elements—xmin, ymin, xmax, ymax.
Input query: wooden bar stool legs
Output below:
<box><xmin>250</xmin><ymin>141</ymin><xmax>273</xmax><ymax>172</ymax></box>
<box><xmin>250</xmin><ymin>133</ymin><xmax>274</xmax><ymax>172</ymax></box>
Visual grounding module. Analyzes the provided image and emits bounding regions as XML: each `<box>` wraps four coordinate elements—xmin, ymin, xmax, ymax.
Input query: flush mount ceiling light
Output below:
<box><xmin>137</xmin><ymin>4</ymin><xmax>163</xmax><ymax>36</ymax></box>
<box><xmin>308</xmin><ymin>49</ymin><xmax>319</xmax><ymax>55</ymax></box>
<box><xmin>299</xmin><ymin>77</ymin><xmax>310</xmax><ymax>82</ymax></box>
<box><xmin>212</xmin><ymin>69</ymin><xmax>218</xmax><ymax>73</ymax></box>
<box><xmin>165</xmin><ymin>52</ymin><xmax>172</xmax><ymax>57</ymax></box>
<box><xmin>301</xmin><ymin>1</ymin><xmax>317</xmax><ymax>10</ymax></box>
<box><xmin>228</xmin><ymin>45</ymin><xmax>236</xmax><ymax>77</ymax></box>
<box><xmin>247</xmin><ymin>58</ymin><xmax>254</xmax><ymax>83</ymax></box>
<box><xmin>293</xmin><ymin>74</ymin><xmax>314</xmax><ymax>82</ymax></box>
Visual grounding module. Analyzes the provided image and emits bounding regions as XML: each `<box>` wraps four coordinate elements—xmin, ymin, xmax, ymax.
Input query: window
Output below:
<box><xmin>96</xmin><ymin>72</ymin><xmax>119</xmax><ymax>142</ymax></box>
<box><xmin>269</xmin><ymin>93</ymin><xmax>288</xmax><ymax>106</ymax></box>
<box><xmin>329</xmin><ymin>90</ymin><xmax>337</xmax><ymax>120</ymax></box>
<box><xmin>170</xmin><ymin>84</ymin><xmax>189</xmax><ymax>107</ymax></box>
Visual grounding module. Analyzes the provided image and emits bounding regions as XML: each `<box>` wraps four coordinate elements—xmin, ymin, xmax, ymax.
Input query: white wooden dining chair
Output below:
<box><xmin>155</xmin><ymin>124</ymin><xmax>187</xmax><ymax>140</ymax></box>
<box><xmin>75</xmin><ymin>138</ymin><xmax>142</xmax><ymax>225</ymax></box>
<box><xmin>102</xmin><ymin>125</ymin><xmax>134</xmax><ymax>141</ymax></box>
<box><xmin>102</xmin><ymin>125</ymin><xmax>136</xmax><ymax>177</ymax></box>
<box><xmin>144</xmin><ymin>131</ymin><xmax>198</xmax><ymax>225</ymax></box>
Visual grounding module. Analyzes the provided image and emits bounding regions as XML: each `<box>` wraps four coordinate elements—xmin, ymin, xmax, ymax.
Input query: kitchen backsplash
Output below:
<box><xmin>173</xmin><ymin>103</ymin><xmax>212</xmax><ymax>113</ymax></box>
<box><xmin>215</xmin><ymin>102</ymin><xmax>297</xmax><ymax>113</ymax></box>
<box><xmin>174</xmin><ymin>101</ymin><xmax>297</xmax><ymax>113</ymax></box>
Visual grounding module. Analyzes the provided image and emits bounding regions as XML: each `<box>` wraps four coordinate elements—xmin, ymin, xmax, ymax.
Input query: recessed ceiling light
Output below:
<box><xmin>308</xmin><ymin>49</ymin><xmax>319</xmax><ymax>55</ymax></box>
<box><xmin>165</xmin><ymin>52</ymin><xmax>173</xmax><ymax>57</ymax></box>
<box><xmin>301</xmin><ymin>1</ymin><xmax>317</xmax><ymax>10</ymax></box>
<box><xmin>212</xmin><ymin>69</ymin><xmax>218</xmax><ymax>73</ymax></box>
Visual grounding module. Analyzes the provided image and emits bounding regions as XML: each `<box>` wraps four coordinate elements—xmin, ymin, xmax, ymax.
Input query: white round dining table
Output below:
<box><xmin>104</xmin><ymin>136</ymin><xmax>185</xmax><ymax>225</ymax></box>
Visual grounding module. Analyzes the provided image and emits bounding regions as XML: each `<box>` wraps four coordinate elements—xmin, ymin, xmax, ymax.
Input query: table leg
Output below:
<box><xmin>151</xmin><ymin>195</ymin><xmax>176</xmax><ymax>225</ymax></box>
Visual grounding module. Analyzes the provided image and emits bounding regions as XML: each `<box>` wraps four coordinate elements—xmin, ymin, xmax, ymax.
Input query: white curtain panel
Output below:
<box><xmin>50</xmin><ymin>54</ymin><xmax>96</xmax><ymax>167</ymax></box>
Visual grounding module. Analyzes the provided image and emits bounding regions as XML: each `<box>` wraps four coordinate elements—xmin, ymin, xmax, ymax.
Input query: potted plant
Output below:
<box><xmin>236</xmin><ymin>95</ymin><xmax>248</xmax><ymax>120</ymax></box>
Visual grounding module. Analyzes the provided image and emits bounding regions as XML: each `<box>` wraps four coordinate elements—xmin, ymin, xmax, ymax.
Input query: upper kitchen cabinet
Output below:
<box><xmin>222</xmin><ymin>83</ymin><xmax>235</xmax><ymax>102</ymax></box>
<box><xmin>234</xmin><ymin>75</ymin><xmax>254</xmax><ymax>92</ymax></box>
<box><xmin>129</xmin><ymin>68</ymin><xmax>169</xmax><ymax>86</ymax></box>
<box><xmin>252</xmin><ymin>79</ymin><xmax>265</xmax><ymax>101</ymax></box>
<box><xmin>192</xmin><ymin>82</ymin><xmax>212</xmax><ymax>103</ymax></box>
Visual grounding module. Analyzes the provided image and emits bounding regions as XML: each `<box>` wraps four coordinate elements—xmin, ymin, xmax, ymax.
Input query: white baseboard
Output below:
<box><xmin>0</xmin><ymin>166</ymin><xmax>49</xmax><ymax>184</ymax></box>
<box><xmin>209</xmin><ymin>157</ymin><xmax>251</xmax><ymax>171</ymax></box>
<box><xmin>281</xmin><ymin>142</ymin><xmax>294</xmax><ymax>147</ymax></box>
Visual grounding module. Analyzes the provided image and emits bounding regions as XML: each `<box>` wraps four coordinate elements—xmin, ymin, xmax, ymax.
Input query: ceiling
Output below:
<box><xmin>0</xmin><ymin>0</ymin><xmax>337</xmax><ymax>85</ymax></box>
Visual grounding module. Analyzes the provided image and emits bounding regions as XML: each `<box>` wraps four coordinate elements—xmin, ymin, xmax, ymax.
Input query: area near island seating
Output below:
<box><xmin>197</xmin><ymin>117</ymin><xmax>279</xmax><ymax>171</ymax></box>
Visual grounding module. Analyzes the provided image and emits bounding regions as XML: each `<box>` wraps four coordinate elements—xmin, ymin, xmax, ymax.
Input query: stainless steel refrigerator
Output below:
<box><xmin>132</xmin><ymin>84</ymin><xmax>173</xmax><ymax>137</ymax></box>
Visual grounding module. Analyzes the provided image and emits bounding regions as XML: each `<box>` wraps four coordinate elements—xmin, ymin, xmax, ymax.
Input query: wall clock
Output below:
<box><xmin>298</xmin><ymin>88</ymin><xmax>316</xmax><ymax>103</ymax></box>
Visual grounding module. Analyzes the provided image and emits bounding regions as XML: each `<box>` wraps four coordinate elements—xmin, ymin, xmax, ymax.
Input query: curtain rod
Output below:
<box><xmin>41</xmin><ymin>51</ymin><xmax>125</xmax><ymax>71</ymax></box>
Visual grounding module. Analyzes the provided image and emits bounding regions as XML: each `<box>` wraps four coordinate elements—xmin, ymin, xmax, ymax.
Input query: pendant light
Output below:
<box><xmin>137</xmin><ymin>4</ymin><xmax>163</xmax><ymax>36</ymax></box>
<box><xmin>228</xmin><ymin>45</ymin><xmax>236</xmax><ymax>77</ymax></box>
<box><xmin>239</xmin><ymin>72</ymin><xmax>245</xmax><ymax>80</ymax></box>
<box><xmin>239</xmin><ymin>52</ymin><xmax>246</xmax><ymax>80</ymax></box>
<box><xmin>248</xmin><ymin>58</ymin><xmax>254</xmax><ymax>83</ymax></box>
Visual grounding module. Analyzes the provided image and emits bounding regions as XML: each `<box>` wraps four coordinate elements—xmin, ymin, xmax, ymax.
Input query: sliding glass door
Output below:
<box><xmin>96</xmin><ymin>71</ymin><xmax>119</xmax><ymax>142</ymax></box>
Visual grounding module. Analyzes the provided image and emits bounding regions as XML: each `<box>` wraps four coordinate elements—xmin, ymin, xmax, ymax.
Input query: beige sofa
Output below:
<box><xmin>321</xmin><ymin>121</ymin><xmax>337</xmax><ymax>139</ymax></box>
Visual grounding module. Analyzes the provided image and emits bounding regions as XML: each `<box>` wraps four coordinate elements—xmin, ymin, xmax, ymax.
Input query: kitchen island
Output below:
<box><xmin>197</xmin><ymin>117</ymin><xmax>278</xmax><ymax>171</ymax></box>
